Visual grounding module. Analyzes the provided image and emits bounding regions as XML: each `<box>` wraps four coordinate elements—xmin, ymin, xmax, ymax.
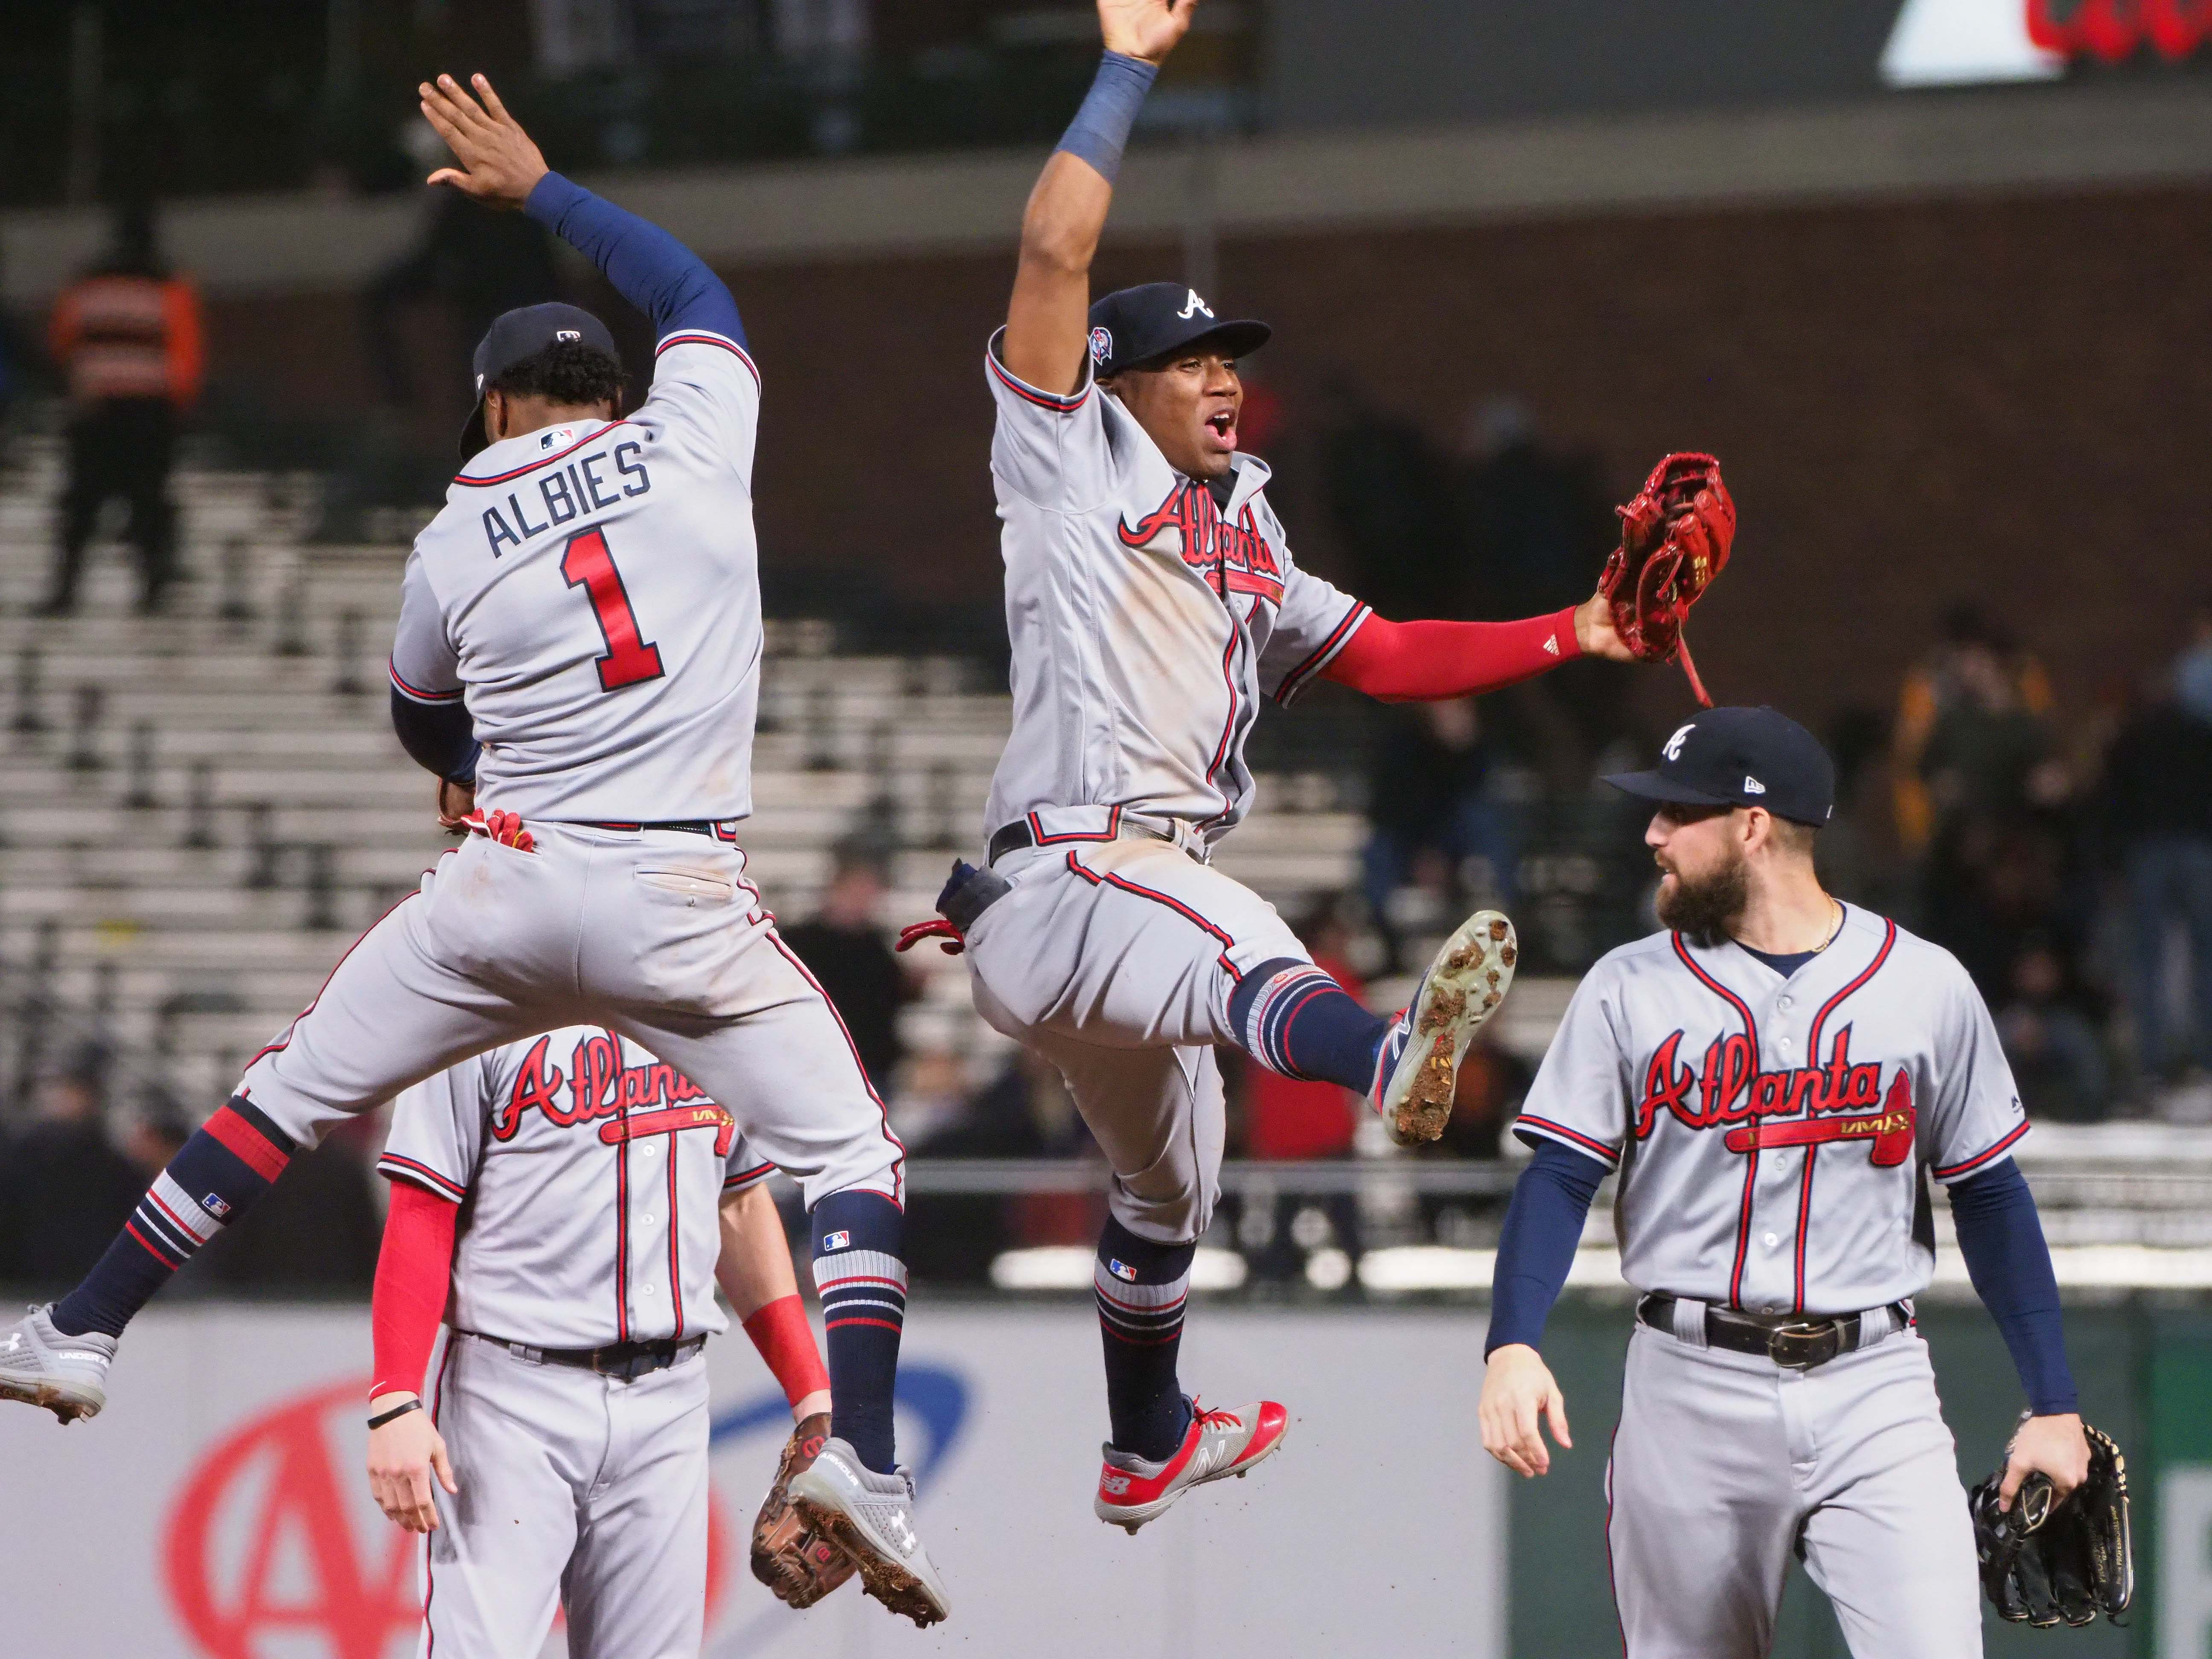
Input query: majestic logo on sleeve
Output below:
<box><xmin>1119</xmin><ymin>480</ymin><xmax>1284</xmax><ymax>604</ymax></box>
<box><xmin>1635</xmin><ymin>1025</ymin><xmax>1915</xmax><ymax>1166</ymax></box>
<box><xmin>492</xmin><ymin>1032</ymin><xmax>735</xmax><ymax>1154</ymax></box>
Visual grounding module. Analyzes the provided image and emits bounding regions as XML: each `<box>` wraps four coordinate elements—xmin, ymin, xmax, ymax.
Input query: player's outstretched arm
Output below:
<box><xmin>718</xmin><ymin>1184</ymin><xmax>831</xmax><ymax>1420</ymax></box>
<box><xmin>419</xmin><ymin>72</ymin><xmax>742</xmax><ymax>346</ymax></box>
<box><xmin>1002</xmin><ymin>0</ymin><xmax>1195</xmax><ymax>393</ymax></box>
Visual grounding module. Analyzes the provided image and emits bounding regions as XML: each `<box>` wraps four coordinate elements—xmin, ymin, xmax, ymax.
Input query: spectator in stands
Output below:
<box><xmin>1362</xmin><ymin>698</ymin><xmax>1515</xmax><ymax>972</ymax></box>
<box><xmin>1994</xmin><ymin>934</ymin><xmax>2110</xmax><ymax>1123</ymax></box>
<box><xmin>44</xmin><ymin>200</ymin><xmax>204</xmax><ymax>617</ymax></box>
<box><xmin>1892</xmin><ymin>603</ymin><xmax>2055</xmax><ymax>859</ymax></box>
<box><xmin>779</xmin><ymin>839</ymin><xmax>917</xmax><ymax>1093</ymax></box>
<box><xmin>1317</xmin><ymin>384</ymin><xmax>1463</xmax><ymax>623</ymax></box>
<box><xmin>362</xmin><ymin>175</ymin><xmax>561</xmax><ymax>414</ymax></box>
<box><xmin>0</xmin><ymin>1045</ymin><xmax>146</xmax><ymax>1289</ymax></box>
<box><xmin>1451</xmin><ymin>397</ymin><xmax>1617</xmax><ymax>626</ymax></box>
<box><xmin>2099</xmin><ymin>642</ymin><xmax>2212</xmax><ymax>1090</ymax></box>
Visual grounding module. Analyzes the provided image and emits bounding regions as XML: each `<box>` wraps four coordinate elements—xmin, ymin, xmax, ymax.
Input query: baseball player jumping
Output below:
<box><xmin>364</xmin><ymin>1027</ymin><xmax>854</xmax><ymax>1656</ymax></box>
<box><xmin>1477</xmin><ymin>707</ymin><xmax>2089</xmax><ymax>1656</ymax></box>
<box><xmin>914</xmin><ymin>0</ymin><xmax>1716</xmax><ymax>1532</ymax></box>
<box><xmin>0</xmin><ymin>74</ymin><xmax>946</xmax><ymax>1625</ymax></box>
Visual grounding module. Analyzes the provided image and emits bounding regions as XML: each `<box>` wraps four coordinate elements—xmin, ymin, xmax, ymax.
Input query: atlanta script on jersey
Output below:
<box><xmin>1513</xmin><ymin>905</ymin><xmax>2029</xmax><ymax>1315</ymax></box>
<box><xmin>983</xmin><ymin>329</ymin><xmax>1368</xmax><ymax>845</ymax></box>
<box><xmin>390</xmin><ymin>328</ymin><xmax>765</xmax><ymax>822</ymax></box>
<box><xmin>379</xmin><ymin>1025</ymin><xmax>774</xmax><ymax>1350</ymax></box>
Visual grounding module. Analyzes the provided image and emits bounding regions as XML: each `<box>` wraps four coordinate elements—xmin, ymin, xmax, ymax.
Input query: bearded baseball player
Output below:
<box><xmin>905</xmin><ymin>0</ymin><xmax>1725</xmax><ymax>1533</ymax></box>
<box><xmin>0</xmin><ymin>74</ymin><xmax>945</xmax><ymax>1625</ymax></box>
<box><xmin>364</xmin><ymin>1027</ymin><xmax>855</xmax><ymax>1656</ymax></box>
<box><xmin>1477</xmin><ymin>707</ymin><xmax>2090</xmax><ymax>1656</ymax></box>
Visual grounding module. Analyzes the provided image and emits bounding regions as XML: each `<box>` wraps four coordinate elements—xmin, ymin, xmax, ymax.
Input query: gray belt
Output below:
<box><xmin>1637</xmin><ymin>1293</ymin><xmax>1913</xmax><ymax>1371</ymax></box>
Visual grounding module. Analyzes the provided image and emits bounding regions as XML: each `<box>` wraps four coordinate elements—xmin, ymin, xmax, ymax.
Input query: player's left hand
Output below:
<box><xmin>368</xmin><ymin>1397</ymin><xmax>460</xmax><ymax>1533</ymax></box>
<box><xmin>437</xmin><ymin>777</ymin><xmax>475</xmax><ymax>834</ymax></box>
<box><xmin>2000</xmin><ymin>1411</ymin><xmax>2091</xmax><ymax>1510</ymax></box>
<box><xmin>419</xmin><ymin>73</ymin><xmax>548</xmax><ymax>211</ymax></box>
<box><xmin>1572</xmin><ymin>591</ymin><xmax>1635</xmax><ymax>663</ymax></box>
<box><xmin>1478</xmin><ymin>1343</ymin><xmax>1574</xmax><ymax>1478</ymax></box>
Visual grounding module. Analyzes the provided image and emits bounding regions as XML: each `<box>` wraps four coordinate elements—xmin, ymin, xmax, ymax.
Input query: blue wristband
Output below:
<box><xmin>1054</xmin><ymin>52</ymin><xmax>1158</xmax><ymax>184</ymax></box>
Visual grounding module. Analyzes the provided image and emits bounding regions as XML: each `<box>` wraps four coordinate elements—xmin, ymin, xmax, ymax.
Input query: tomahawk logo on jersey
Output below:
<box><xmin>1513</xmin><ymin>905</ymin><xmax>2029</xmax><ymax>1315</ymax></box>
<box><xmin>379</xmin><ymin>1025</ymin><xmax>774</xmax><ymax>1352</ymax></box>
<box><xmin>390</xmin><ymin>326</ymin><xmax>765</xmax><ymax>824</ymax></box>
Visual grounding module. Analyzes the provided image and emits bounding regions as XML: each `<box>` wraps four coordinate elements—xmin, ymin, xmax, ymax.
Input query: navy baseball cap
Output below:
<box><xmin>1603</xmin><ymin>706</ymin><xmax>1835</xmax><ymax>827</ymax></box>
<box><xmin>460</xmin><ymin>302</ymin><xmax>622</xmax><ymax>460</ymax></box>
<box><xmin>1086</xmin><ymin>282</ymin><xmax>1271</xmax><ymax>380</ymax></box>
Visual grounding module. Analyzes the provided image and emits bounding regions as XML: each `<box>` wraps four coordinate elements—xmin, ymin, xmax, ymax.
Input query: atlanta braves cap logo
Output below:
<box><xmin>1089</xmin><ymin>326</ymin><xmax>1112</xmax><ymax>366</ymax></box>
<box><xmin>1663</xmin><ymin>722</ymin><xmax>1695</xmax><ymax>761</ymax></box>
<box><xmin>1177</xmin><ymin>289</ymin><xmax>1214</xmax><ymax>320</ymax></box>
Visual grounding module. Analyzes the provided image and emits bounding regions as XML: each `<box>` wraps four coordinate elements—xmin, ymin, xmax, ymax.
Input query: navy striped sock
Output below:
<box><xmin>811</xmin><ymin>1189</ymin><xmax>906</xmax><ymax>1474</ymax></box>
<box><xmin>51</xmin><ymin>1098</ymin><xmax>295</xmax><ymax>1337</ymax></box>
<box><xmin>1231</xmin><ymin>956</ymin><xmax>1390</xmax><ymax>1093</ymax></box>
<box><xmin>1095</xmin><ymin>1218</ymin><xmax>1196</xmax><ymax>1461</ymax></box>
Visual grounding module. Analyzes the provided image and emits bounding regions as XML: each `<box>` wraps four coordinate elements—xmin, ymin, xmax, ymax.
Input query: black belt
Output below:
<box><xmin>467</xmin><ymin>1331</ymin><xmax>706</xmax><ymax>1381</ymax></box>
<box><xmin>1636</xmin><ymin>1293</ymin><xmax>1912</xmax><ymax>1371</ymax></box>
<box><xmin>987</xmin><ymin>813</ymin><xmax>1197</xmax><ymax>866</ymax></box>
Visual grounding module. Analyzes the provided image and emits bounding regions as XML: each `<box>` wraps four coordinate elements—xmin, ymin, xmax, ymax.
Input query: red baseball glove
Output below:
<box><xmin>1599</xmin><ymin>452</ymin><xmax>1735</xmax><ymax>706</ymax></box>
<box><xmin>752</xmin><ymin>1413</ymin><xmax>858</xmax><ymax>1609</ymax></box>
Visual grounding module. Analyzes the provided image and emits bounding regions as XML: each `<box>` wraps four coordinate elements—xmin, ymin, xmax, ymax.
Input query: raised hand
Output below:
<box><xmin>1099</xmin><ymin>0</ymin><xmax>1199</xmax><ymax>64</ymax></box>
<box><xmin>418</xmin><ymin>73</ymin><xmax>549</xmax><ymax>211</ymax></box>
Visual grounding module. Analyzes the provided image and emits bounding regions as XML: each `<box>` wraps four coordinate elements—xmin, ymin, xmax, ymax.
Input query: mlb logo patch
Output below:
<box><xmin>1108</xmin><ymin>1259</ymin><xmax>1137</xmax><ymax>1282</ymax></box>
<box><xmin>822</xmin><ymin>1230</ymin><xmax>852</xmax><ymax>1252</ymax></box>
<box><xmin>539</xmin><ymin>426</ymin><xmax>575</xmax><ymax>450</ymax></box>
<box><xmin>201</xmin><ymin>1193</ymin><xmax>231</xmax><ymax>1220</ymax></box>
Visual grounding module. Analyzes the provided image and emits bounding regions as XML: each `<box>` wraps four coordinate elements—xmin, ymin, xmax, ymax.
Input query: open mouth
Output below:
<box><xmin>1204</xmin><ymin>410</ymin><xmax>1237</xmax><ymax>449</ymax></box>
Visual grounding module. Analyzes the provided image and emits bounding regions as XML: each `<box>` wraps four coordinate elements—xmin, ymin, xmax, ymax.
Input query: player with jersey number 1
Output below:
<box><xmin>1477</xmin><ymin>707</ymin><xmax>2093</xmax><ymax>1657</ymax></box>
<box><xmin>0</xmin><ymin>72</ymin><xmax>946</xmax><ymax>1627</ymax></box>
<box><xmin>899</xmin><ymin>0</ymin><xmax>1722</xmax><ymax>1536</ymax></box>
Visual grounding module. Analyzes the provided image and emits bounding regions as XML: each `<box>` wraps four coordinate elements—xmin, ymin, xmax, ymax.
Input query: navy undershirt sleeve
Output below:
<box><xmin>1948</xmin><ymin>1157</ymin><xmax>2077</xmax><ymax>1415</ymax></box>
<box><xmin>389</xmin><ymin>688</ymin><xmax>479</xmax><ymax>785</ymax></box>
<box><xmin>1486</xmin><ymin>1140</ymin><xmax>1610</xmax><ymax>1356</ymax></box>
<box><xmin>523</xmin><ymin>172</ymin><xmax>744</xmax><ymax>346</ymax></box>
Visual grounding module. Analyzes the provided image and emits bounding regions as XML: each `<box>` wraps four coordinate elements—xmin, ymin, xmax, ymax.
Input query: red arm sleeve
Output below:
<box><xmin>370</xmin><ymin>1180</ymin><xmax>460</xmax><ymax>1401</ymax></box>
<box><xmin>1320</xmin><ymin>606</ymin><xmax>1583</xmax><ymax>702</ymax></box>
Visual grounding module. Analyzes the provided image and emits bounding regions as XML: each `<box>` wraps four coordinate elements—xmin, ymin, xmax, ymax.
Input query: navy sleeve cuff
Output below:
<box><xmin>390</xmin><ymin>687</ymin><xmax>479</xmax><ymax>783</ymax></box>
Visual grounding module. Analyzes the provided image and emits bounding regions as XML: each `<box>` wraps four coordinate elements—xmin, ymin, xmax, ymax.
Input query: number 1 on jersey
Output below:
<box><xmin>560</xmin><ymin>527</ymin><xmax>665</xmax><ymax>692</ymax></box>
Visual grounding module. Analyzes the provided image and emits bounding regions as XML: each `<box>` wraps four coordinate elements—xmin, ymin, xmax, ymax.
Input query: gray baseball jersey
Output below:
<box><xmin>390</xmin><ymin>328</ymin><xmax>765</xmax><ymax>823</ymax></box>
<box><xmin>379</xmin><ymin>1025</ymin><xmax>772</xmax><ymax>1349</ymax></box>
<box><xmin>983</xmin><ymin>310</ymin><xmax>1368</xmax><ymax>845</ymax></box>
<box><xmin>1514</xmin><ymin>904</ymin><xmax>2028</xmax><ymax>1315</ymax></box>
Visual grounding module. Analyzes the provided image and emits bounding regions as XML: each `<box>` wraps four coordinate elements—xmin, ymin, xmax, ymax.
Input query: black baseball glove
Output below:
<box><xmin>1967</xmin><ymin>1422</ymin><xmax>2133</xmax><ymax>1627</ymax></box>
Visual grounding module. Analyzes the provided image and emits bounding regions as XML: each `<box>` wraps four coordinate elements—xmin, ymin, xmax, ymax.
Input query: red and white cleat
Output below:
<box><xmin>1093</xmin><ymin>1397</ymin><xmax>1289</xmax><ymax>1534</ymax></box>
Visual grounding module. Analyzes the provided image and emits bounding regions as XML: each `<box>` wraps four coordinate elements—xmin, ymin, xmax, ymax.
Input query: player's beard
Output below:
<box><xmin>1655</xmin><ymin>848</ymin><xmax>1749</xmax><ymax>942</ymax></box>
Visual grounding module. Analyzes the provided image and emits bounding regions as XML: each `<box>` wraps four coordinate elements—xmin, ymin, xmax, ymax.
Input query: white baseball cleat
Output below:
<box><xmin>0</xmin><ymin>1304</ymin><xmax>118</xmax><ymax>1424</ymax></box>
<box><xmin>788</xmin><ymin>1436</ymin><xmax>951</xmax><ymax>1628</ymax></box>
<box><xmin>1372</xmin><ymin>909</ymin><xmax>1518</xmax><ymax>1145</ymax></box>
<box><xmin>1094</xmin><ymin>1397</ymin><xmax>1289</xmax><ymax>1534</ymax></box>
